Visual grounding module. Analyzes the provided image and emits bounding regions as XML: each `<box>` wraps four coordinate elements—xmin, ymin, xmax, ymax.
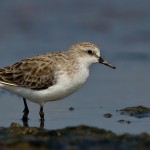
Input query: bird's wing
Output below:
<box><xmin>0</xmin><ymin>57</ymin><xmax>56</xmax><ymax>90</ymax></box>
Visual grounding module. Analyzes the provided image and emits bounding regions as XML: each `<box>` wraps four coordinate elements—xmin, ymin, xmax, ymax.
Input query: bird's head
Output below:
<box><xmin>68</xmin><ymin>42</ymin><xmax>116</xmax><ymax>69</ymax></box>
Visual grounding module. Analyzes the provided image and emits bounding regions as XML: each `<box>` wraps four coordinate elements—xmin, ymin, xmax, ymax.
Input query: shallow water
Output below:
<box><xmin>0</xmin><ymin>0</ymin><xmax>150</xmax><ymax>134</ymax></box>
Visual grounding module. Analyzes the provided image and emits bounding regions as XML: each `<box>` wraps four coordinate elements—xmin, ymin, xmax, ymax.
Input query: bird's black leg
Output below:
<box><xmin>22</xmin><ymin>98</ymin><xmax>29</xmax><ymax>121</ymax></box>
<box><xmin>39</xmin><ymin>106</ymin><xmax>44</xmax><ymax>122</ymax></box>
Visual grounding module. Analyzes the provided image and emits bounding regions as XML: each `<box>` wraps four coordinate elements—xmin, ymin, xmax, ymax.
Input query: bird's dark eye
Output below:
<box><xmin>87</xmin><ymin>50</ymin><xmax>93</xmax><ymax>55</ymax></box>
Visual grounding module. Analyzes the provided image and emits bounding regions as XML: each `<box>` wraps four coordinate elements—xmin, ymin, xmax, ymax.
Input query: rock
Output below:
<box><xmin>117</xmin><ymin>106</ymin><xmax>150</xmax><ymax>118</ymax></box>
<box><xmin>103</xmin><ymin>113</ymin><xmax>112</xmax><ymax>118</ymax></box>
<box><xmin>117</xmin><ymin>119</ymin><xmax>131</xmax><ymax>124</ymax></box>
<box><xmin>69</xmin><ymin>107</ymin><xmax>75</xmax><ymax>111</ymax></box>
<box><xmin>0</xmin><ymin>124</ymin><xmax>150</xmax><ymax>149</ymax></box>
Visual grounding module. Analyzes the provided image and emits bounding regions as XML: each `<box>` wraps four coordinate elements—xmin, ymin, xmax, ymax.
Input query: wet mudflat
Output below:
<box><xmin>0</xmin><ymin>123</ymin><xmax>150</xmax><ymax>150</ymax></box>
<box><xmin>0</xmin><ymin>106</ymin><xmax>149</xmax><ymax>150</ymax></box>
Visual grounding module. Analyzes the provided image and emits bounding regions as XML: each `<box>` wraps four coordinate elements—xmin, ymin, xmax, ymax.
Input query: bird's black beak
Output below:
<box><xmin>99</xmin><ymin>57</ymin><xmax>116</xmax><ymax>69</ymax></box>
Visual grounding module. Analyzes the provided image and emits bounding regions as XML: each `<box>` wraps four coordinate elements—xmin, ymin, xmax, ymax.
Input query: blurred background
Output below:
<box><xmin>0</xmin><ymin>0</ymin><xmax>150</xmax><ymax>134</ymax></box>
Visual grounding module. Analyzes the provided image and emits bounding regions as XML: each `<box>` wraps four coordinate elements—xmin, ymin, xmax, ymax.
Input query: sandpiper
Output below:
<box><xmin>0</xmin><ymin>42</ymin><xmax>115</xmax><ymax>121</ymax></box>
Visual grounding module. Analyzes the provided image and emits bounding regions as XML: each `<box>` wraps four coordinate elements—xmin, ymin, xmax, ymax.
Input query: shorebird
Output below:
<box><xmin>0</xmin><ymin>42</ymin><xmax>115</xmax><ymax>122</ymax></box>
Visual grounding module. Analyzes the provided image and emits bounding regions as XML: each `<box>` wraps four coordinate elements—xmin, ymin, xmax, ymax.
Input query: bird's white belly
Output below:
<box><xmin>42</xmin><ymin>70</ymin><xmax>89</xmax><ymax>102</ymax></box>
<box><xmin>0</xmin><ymin>69</ymin><xmax>89</xmax><ymax>105</ymax></box>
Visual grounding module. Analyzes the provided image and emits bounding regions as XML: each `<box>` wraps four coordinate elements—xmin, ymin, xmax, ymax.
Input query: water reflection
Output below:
<box><xmin>22</xmin><ymin>118</ymin><xmax>44</xmax><ymax>129</ymax></box>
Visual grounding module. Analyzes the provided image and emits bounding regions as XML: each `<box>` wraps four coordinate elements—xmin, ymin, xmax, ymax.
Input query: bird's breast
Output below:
<box><xmin>48</xmin><ymin>67</ymin><xmax>89</xmax><ymax>99</ymax></box>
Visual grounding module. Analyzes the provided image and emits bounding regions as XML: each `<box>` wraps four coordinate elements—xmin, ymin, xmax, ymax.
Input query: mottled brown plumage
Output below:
<box><xmin>0</xmin><ymin>52</ymin><xmax>71</xmax><ymax>90</ymax></box>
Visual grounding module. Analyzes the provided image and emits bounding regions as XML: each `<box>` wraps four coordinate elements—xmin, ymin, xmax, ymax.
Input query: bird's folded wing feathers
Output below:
<box><xmin>0</xmin><ymin>58</ymin><xmax>55</xmax><ymax>90</ymax></box>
